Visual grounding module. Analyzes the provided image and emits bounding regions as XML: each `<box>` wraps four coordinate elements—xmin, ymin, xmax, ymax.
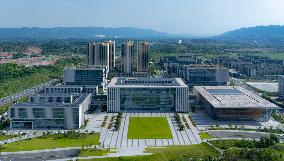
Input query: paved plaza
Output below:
<box><xmin>99</xmin><ymin>113</ymin><xmax>201</xmax><ymax>148</ymax></box>
<box><xmin>190</xmin><ymin>109</ymin><xmax>283</xmax><ymax>131</ymax></box>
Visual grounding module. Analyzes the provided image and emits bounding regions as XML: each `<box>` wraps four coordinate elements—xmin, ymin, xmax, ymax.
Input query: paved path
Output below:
<box><xmin>84</xmin><ymin>112</ymin><xmax>108</xmax><ymax>133</ymax></box>
<box><xmin>100</xmin><ymin>112</ymin><xmax>201</xmax><ymax>148</ymax></box>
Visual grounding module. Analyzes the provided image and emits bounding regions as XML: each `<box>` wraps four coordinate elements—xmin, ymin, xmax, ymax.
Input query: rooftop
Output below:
<box><xmin>65</xmin><ymin>65</ymin><xmax>107</xmax><ymax>70</ymax></box>
<box><xmin>182</xmin><ymin>64</ymin><xmax>227</xmax><ymax>69</ymax></box>
<box><xmin>45</xmin><ymin>84</ymin><xmax>99</xmax><ymax>88</ymax></box>
<box><xmin>108</xmin><ymin>77</ymin><xmax>187</xmax><ymax>88</ymax></box>
<box><xmin>194</xmin><ymin>86</ymin><xmax>279</xmax><ymax>109</ymax></box>
<box><xmin>13</xmin><ymin>94</ymin><xmax>91</xmax><ymax>108</ymax></box>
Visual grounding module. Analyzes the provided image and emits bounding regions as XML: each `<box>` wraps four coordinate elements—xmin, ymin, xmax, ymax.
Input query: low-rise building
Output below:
<box><xmin>107</xmin><ymin>77</ymin><xmax>189</xmax><ymax>112</ymax></box>
<box><xmin>44</xmin><ymin>85</ymin><xmax>98</xmax><ymax>95</ymax></box>
<box><xmin>193</xmin><ymin>86</ymin><xmax>279</xmax><ymax>121</ymax></box>
<box><xmin>9</xmin><ymin>93</ymin><xmax>91</xmax><ymax>130</ymax></box>
<box><xmin>43</xmin><ymin>85</ymin><xmax>104</xmax><ymax>107</ymax></box>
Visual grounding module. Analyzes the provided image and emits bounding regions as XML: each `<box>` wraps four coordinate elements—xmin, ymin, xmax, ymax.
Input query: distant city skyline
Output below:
<box><xmin>0</xmin><ymin>0</ymin><xmax>284</xmax><ymax>35</ymax></box>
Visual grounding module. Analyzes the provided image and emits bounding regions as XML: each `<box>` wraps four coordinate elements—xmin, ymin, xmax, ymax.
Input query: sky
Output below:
<box><xmin>0</xmin><ymin>0</ymin><xmax>284</xmax><ymax>36</ymax></box>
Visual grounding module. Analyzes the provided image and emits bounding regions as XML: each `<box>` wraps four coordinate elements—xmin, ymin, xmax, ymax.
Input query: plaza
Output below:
<box><xmin>98</xmin><ymin>112</ymin><xmax>201</xmax><ymax>148</ymax></box>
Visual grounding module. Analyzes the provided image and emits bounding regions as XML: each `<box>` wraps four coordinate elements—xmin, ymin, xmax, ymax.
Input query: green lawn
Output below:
<box><xmin>127</xmin><ymin>117</ymin><xmax>172</xmax><ymax>139</ymax></box>
<box><xmin>0</xmin><ymin>133</ymin><xmax>100</xmax><ymax>152</ymax></box>
<box><xmin>199</xmin><ymin>132</ymin><xmax>213</xmax><ymax>140</ymax></box>
<box><xmin>78</xmin><ymin>148</ymin><xmax>110</xmax><ymax>157</ymax></box>
<box><xmin>80</xmin><ymin>144</ymin><xmax>220</xmax><ymax>161</ymax></box>
<box><xmin>0</xmin><ymin>135</ymin><xmax>18</xmax><ymax>141</ymax></box>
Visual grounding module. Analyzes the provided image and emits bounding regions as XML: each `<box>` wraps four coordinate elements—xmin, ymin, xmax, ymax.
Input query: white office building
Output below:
<box><xmin>9</xmin><ymin>93</ymin><xmax>91</xmax><ymax>130</ymax></box>
<box><xmin>107</xmin><ymin>77</ymin><xmax>189</xmax><ymax>112</ymax></box>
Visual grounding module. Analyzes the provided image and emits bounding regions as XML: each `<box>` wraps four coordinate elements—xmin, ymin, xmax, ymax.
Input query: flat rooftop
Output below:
<box><xmin>194</xmin><ymin>86</ymin><xmax>279</xmax><ymax>109</ymax></box>
<box><xmin>65</xmin><ymin>65</ymin><xmax>107</xmax><ymax>70</ymax></box>
<box><xmin>246</xmin><ymin>82</ymin><xmax>278</xmax><ymax>93</ymax></box>
<box><xmin>182</xmin><ymin>64</ymin><xmax>227</xmax><ymax>69</ymax></box>
<box><xmin>108</xmin><ymin>77</ymin><xmax>187</xmax><ymax>88</ymax></box>
<box><xmin>13</xmin><ymin>94</ymin><xmax>91</xmax><ymax>108</ymax></box>
<box><xmin>45</xmin><ymin>84</ymin><xmax>98</xmax><ymax>88</ymax></box>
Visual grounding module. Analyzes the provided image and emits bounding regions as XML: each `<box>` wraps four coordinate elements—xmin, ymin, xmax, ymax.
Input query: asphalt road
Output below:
<box><xmin>209</xmin><ymin>130</ymin><xmax>271</xmax><ymax>139</ymax></box>
<box><xmin>0</xmin><ymin>79</ymin><xmax>60</xmax><ymax>117</ymax></box>
<box><xmin>0</xmin><ymin>147</ymin><xmax>79</xmax><ymax>161</ymax></box>
<box><xmin>0</xmin><ymin>155</ymin><xmax>72</xmax><ymax>161</ymax></box>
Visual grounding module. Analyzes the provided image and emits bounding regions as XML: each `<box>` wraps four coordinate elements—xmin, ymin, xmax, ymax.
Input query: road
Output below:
<box><xmin>0</xmin><ymin>154</ymin><xmax>75</xmax><ymax>161</ymax></box>
<box><xmin>230</xmin><ymin>77</ymin><xmax>262</xmax><ymax>96</ymax></box>
<box><xmin>0</xmin><ymin>79</ymin><xmax>60</xmax><ymax>117</ymax></box>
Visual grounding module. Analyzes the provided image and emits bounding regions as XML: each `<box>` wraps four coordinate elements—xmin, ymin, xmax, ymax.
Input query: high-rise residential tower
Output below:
<box><xmin>108</xmin><ymin>40</ymin><xmax>116</xmax><ymax>71</ymax></box>
<box><xmin>87</xmin><ymin>41</ymin><xmax>115</xmax><ymax>71</ymax></box>
<box><xmin>137</xmin><ymin>42</ymin><xmax>150</xmax><ymax>72</ymax></box>
<box><xmin>121</xmin><ymin>41</ymin><xmax>134</xmax><ymax>74</ymax></box>
<box><xmin>279</xmin><ymin>76</ymin><xmax>284</xmax><ymax>100</ymax></box>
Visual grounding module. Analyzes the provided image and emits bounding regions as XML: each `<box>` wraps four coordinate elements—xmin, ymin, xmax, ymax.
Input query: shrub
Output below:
<box><xmin>185</xmin><ymin>123</ymin><xmax>190</xmax><ymax>129</ymax></box>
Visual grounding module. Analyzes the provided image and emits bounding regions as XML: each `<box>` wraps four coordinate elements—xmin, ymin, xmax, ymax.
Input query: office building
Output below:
<box><xmin>279</xmin><ymin>76</ymin><xmax>284</xmax><ymax>100</ymax></box>
<box><xmin>108</xmin><ymin>77</ymin><xmax>189</xmax><ymax>112</ymax></box>
<box><xmin>121</xmin><ymin>41</ymin><xmax>134</xmax><ymax>74</ymax></box>
<box><xmin>9</xmin><ymin>93</ymin><xmax>91</xmax><ymax>130</ymax></box>
<box><xmin>63</xmin><ymin>66</ymin><xmax>107</xmax><ymax>88</ymax></box>
<box><xmin>88</xmin><ymin>41</ymin><xmax>115</xmax><ymax>71</ymax></box>
<box><xmin>137</xmin><ymin>42</ymin><xmax>149</xmax><ymax>72</ymax></box>
<box><xmin>193</xmin><ymin>86</ymin><xmax>279</xmax><ymax>121</ymax></box>
<box><xmin>178</xmin><ymin>64</ymin><xmax>229</xmax><ymax>87</ymax></box>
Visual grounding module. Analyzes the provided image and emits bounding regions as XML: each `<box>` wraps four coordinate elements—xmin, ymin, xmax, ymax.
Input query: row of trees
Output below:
<box><xmin>210</xmin><ymin>134</ymin><xmax>280</xmax><ymax>150</ymax></box>
<box><xmin>206</xmin><ymin>135</ymin><xmax>282</xmax><ymax>161</ymax></box>
<box><xmin>114</xmin><ymin>112</ymin><xmax>122</xmax><ymax>131</ymax></box>
<box><xmin>174</xmin><ymin>113</ymin><xmax>185</xmax><ymax>131</ymax></box>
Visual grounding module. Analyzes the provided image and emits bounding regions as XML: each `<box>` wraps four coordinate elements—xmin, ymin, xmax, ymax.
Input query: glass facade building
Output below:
<box><xmin>63</xmin><ymin>66</ymin><xmax>107</xmax><ymax>88</ymax></box>
<box><xmin>178</xmin><ymin>65</ymin><xmax>229</xmax><ymax>87</ymax></box>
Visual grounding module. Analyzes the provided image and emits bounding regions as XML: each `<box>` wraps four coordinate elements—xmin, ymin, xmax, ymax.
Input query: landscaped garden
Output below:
<box><xmin>127</xmin><ymin>117</ymin><xmax>172</xmax><ymax>139</ymax></box>
<box><xmin>0</xmin><ymin>131</ymin><xmax>100</xmax><ymax>152</ymax></box>
<box><xmin>199</xmin><ymin>132</ymin><xmax>213</xmax><ymax>140</ymax></box>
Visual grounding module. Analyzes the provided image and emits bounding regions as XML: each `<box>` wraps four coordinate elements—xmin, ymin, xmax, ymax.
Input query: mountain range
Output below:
<box><xmin>1</xmin><ymin>25</ymin><xmax>284</xmax><ymax>41</ymax></box>
<box><xmin>0</xmin><ymin>27</ymin><xmax>170</xmax><ymax>40</ymax></box>
<box><xmin>216</xmin><ymin>25</ymin><xmax>284</xmax><ymax>42</ymax></box>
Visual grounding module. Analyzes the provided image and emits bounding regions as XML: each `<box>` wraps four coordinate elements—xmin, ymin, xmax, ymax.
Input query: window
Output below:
<box><xmin>10</xmin><ymin>108</ymin><xmax>15</xmax><ymax>118</ymax></box>
<box><xmin>52</xmin><ymin>108</ymin><xmax>65</xmax><ymax>118</ymax></box>
<box><xmin>39</xmin><ymin>97</ymin><xmax>45</xmax><ymax>102</ymax></box>
<box><xmin>48</xmin><ymin>97</ymin><xmax>53</xmax><ymax>102</ymax></box>
<box><xmin>72</xmin><ymin>108</ymin><xmax>79</xmax><ymax>127</ymax></box>
<box><xmin>18</xmin><ymin>108</ymin><xmax>27</xmax><ymax>118</ymax></box>
<box><xmin>64</xmin><ymin>97</ymin><xmax>71</xmax><ymax>103</ymax></box>
<box><xmin>32</xmin><ymin>108</ymin><xmax>45</xmax><ymax>118</ymax></box>
<box><xmin>56</xmin><ymin>97</ymin><xmax>62</xmax><ymax>103</ymax></box>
